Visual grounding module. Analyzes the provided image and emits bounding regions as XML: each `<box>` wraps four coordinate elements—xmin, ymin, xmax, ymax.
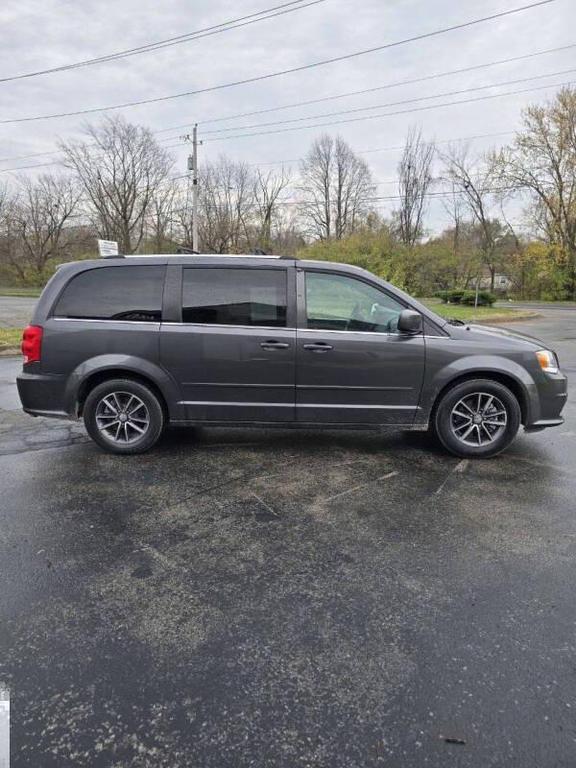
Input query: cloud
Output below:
<box><xmin>0</xmin><ymin>0</ymin><xmax>572</xmax><ymax>231</ymax></box>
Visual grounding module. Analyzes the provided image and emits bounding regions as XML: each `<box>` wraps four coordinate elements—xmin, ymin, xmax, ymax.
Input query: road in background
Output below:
<box><xmin>496</xmin><ymin>300</ymin><xmax>576</xmax><ymax>312</ymax></box>
<box><xmin>0</xmin><ymin>297</ymin><xmax>36</xmax><ymax>329</ymax></box>
<box><xmin>0</xmin><ymin>309</ymin><xmax>575</xmax><ymax>767</ymax></box>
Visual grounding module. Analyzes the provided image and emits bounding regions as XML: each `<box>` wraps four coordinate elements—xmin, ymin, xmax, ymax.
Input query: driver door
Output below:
<box><xmin>295</xmin><ymin>269</ymin><xmax>425</xmax><ymax>425</ymax></box>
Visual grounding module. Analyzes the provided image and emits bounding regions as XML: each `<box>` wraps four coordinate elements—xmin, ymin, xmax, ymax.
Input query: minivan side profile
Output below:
<box><xmin>17</xmin><ymin>255</ymin><xmax>568</xmax><ymax>458</ymax></box>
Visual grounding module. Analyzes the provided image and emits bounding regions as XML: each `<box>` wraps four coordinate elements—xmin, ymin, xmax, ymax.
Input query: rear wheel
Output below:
<box><xmin>83</xmin><ymin>378</ymin><xmax>164</xmax><ymax>454</ymax></box>
<box><xmin>433</xmin><ymin>379</ymin><xmax>521</xmax><ymax>458</ymax></box>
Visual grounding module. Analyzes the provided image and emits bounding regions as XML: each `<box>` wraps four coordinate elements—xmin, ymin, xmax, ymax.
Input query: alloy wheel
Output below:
<box><xmin>95</xmin><ymin>391</ymin><xmax>150</xmax><ymax>445</ymax></box>
<box><xmin>449</xmin><ymin>391</ymin><xmax>508</xmax><ymax>447</ymax></box>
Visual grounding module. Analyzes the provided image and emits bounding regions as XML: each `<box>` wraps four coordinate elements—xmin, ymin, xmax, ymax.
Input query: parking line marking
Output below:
<box><xmin>251</xmin><ymin>492</ymin><xmax>280</xmax><ymax>518</ymax></box>
<box><xmin>322</xmin><ymin>471</ymin><xmax>398</xmax><ymax>504</ymax></box>
<box><xmin>435</xmin><ymin>459</ymin><xmax>468</xmax><ymax>495</ymax></box>
<box><xmin>137</xmin><ymin>544</ymin><xmax>192</xmax><ymax>577</ymax></box>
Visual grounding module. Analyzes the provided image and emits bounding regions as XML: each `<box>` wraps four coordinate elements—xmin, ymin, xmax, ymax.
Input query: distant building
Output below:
<box><xmin>477</xmin><ymin>274</ymin><xmax>514</xmax><ymax>292</ymax></box>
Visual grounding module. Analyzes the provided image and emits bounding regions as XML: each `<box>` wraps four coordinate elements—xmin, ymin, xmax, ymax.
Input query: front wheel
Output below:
<box><xmin>83</xmin><ymin>379</ymin><xmax>165</xmax><ymax>454</ymax></box>
<box><xmin>433</xmin><ymin>379</ymin><xmax>521</xmax><ymax>458</ymax></box>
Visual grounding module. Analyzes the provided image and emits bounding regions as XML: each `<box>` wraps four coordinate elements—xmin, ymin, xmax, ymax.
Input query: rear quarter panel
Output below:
<box><xmin>29</xmin><ymin>261</ymin><xmax>181</xmax><ymax>418</ymax></box>
<box><xmin>39</xmin><ymin>319</ymin><xmax>183</xmax><ymax>417</ymax></box>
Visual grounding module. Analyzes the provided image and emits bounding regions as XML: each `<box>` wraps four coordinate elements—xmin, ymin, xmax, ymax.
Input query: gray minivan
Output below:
<box><xmin>17</xmin><ymin>255</ymin><xmax>567</xmax><ymax>457</ymax></box>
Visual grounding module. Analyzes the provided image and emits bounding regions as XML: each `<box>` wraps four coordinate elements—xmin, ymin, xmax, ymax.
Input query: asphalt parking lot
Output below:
<box><xmin>1</xmin><ymin>309</ymin><xmax>575</xmax><ymax>768</ymax></box>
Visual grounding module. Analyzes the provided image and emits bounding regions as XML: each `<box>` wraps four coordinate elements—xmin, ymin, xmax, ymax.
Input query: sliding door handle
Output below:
<box><xmin>303</xmin><ymin>342</ymin><xmax>333</xmax><ymax>353</ymax></box>
<box><xmin>260</xmin><ymin>340</ymin><xmax>290</xmax><ymax>350</ymax></box>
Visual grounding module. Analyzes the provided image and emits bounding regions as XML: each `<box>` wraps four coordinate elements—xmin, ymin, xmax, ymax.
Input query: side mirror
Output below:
<box><xmin>397</xmin><ymin>309</ymin><xmax>423</xmax><ymax>335</ymax></box>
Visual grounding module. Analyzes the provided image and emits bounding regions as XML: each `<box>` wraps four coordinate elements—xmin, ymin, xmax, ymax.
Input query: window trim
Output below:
<box><xmin>178</xmin><ymin>264</ymin><xmax>295</xmax><ymax>329</ymax></box>
<box><xmin>161</xmin><ymin>321</ymin><xmax>296</xmax><ymax>332</ymax></box>
<box><xmin>298</xmin><ymin>268</ymin><xmax>409</xmax><ymax>335</ymax></box>
<box><xmin>50</xmin><ymin>317</ymin><xmax>161</xmax><ymax>326</ymax></box>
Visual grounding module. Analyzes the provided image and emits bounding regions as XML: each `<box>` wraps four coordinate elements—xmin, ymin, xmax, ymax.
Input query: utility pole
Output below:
<box><xmin>184</xmin><ymin>124</ymin><xmax>201</xmax><ymax>252</ymax></box>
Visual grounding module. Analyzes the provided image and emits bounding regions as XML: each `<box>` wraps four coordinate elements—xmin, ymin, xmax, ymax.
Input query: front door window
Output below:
<box><xmin>305</xmin><ymin>272</ymin><xmax>405</xmax><ymax>333</ymax></box>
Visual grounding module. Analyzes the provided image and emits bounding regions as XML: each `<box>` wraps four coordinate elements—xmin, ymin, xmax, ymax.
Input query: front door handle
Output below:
<box><xmin>260</xmin><ymin>340</ymin><xmax>290</xmax><ymax>350</ymax></box>
<box><xmin>303</xmin><ymin>342</ymin><xmax>334</xmax><ymax>353</ymax></box>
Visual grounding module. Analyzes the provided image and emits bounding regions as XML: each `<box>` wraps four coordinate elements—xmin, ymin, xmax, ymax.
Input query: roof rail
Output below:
<box><xmin>118</xmin><ymin>251</ymin><xmax>294</xmax><ymax>259</ymax></box>
<box><xmin>195</xmin><ymin>253</ymin><xmax>283</xmax><ymax>259</ymax></box>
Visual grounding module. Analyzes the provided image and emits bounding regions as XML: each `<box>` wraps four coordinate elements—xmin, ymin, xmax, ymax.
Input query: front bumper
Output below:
<box><xmin>526</xmin><ymin>370</ymin><xmax>568</xmax><ymax>430</ymax></box>
<box><xmin>17</xmin><ymin>366</ymin><xmax>70</xmax><ymax>419</ymax></box>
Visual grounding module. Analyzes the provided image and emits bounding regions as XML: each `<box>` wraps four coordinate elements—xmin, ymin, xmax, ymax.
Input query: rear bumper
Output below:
<box><xmin>17</xmin><ymin>367</ymin><xmax>71</xmax><ymax>419</ymax></box>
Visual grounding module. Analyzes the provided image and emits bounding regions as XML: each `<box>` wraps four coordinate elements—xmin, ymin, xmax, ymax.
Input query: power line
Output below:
<box><xmin>0</xmin><ymin>0</ymin><xmax>555</xmax><ymax>125</ymax></box>
<box><xmin>0</xmin><ymin>148</ymin><xmax>62</xmax><ymax>163</ymax></box>
<box><xmin>200</xmin><ymin>67</ymin><xmax>576</xmax><ymax>135</ymax></box>
<box><xmin>0</xmin><ymin>121</ymin><xmax>513</xmax><ymax>173</ymax></box>
<box><xmin>358</xmin><ymin>131</ymin><xmax>515</xmax><ymax>156</ymax></box>
<box><xmin>0</xmin><ymin>128</ymin><xmax>203</xmax><ymax>169</ymax></box>
<box><xmin>275</xmin><ymin>186</ymin><xmax>529</xmax><ymax>205</ymax></box>
<box><xmin>0</xmin><ymin>130</ymin><xmax>522</xmax><ymax>175</ymax></box>
<box><xmin>203</xmin><ymin>78</ymin><xmax>574</xmax><ymax>142</ymax></box>
<box><xmin>0</xmin><ymin>161</ymin><xmax>60</xmax><ymax>173</ymax></box>
<box><xmin>155</xmin><ymin>42</ymin><xmax>576</xmax><ymax>133</ymax></box>
<box><xmin>0</xmin><ymin>0</ymin><xmax>326</xmax><ymax>84</ymax></box>
<box><xmin>5</xmin><ymin>40</ymin><xmax>567</xmax><ymax>164</ymax></box>
<box><xmin>223</xmin><ymin>130</ymin><xmax>516</xmax><ymax>166</ymax></box>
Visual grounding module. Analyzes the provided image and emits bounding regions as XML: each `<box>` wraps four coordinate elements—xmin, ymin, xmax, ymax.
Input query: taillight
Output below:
<box><xmin>21</xmin><ymin>325</ymin><xmax>43</xmax><ymax>364</ymax></box>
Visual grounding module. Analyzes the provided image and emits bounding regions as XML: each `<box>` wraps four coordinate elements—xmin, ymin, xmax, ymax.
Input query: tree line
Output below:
<box><xmin>0</xmin><ymin>87</ymin><xmax>575</xmax><ymax>299</ymax></box>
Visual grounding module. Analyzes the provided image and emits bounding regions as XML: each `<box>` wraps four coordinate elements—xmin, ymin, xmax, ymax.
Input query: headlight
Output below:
<box><xmin>536</xmin><ymin>349</ymin><xmax>559</xmax><ymax>374</ymax></box>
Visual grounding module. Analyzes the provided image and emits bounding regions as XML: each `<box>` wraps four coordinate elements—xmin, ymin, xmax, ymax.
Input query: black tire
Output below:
<box><xmin>433</xmin><ymin>378</ymin><xmax>521</xmax><ymax>459</ymax></box>
<box><xmin>83</xmin><ymin>378</ymin><xmax>164</xmax><ymax>455</ymax></box>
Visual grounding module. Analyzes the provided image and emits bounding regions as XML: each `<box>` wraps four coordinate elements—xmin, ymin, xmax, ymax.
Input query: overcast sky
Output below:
<box><xmin>0</xmin><ymin>0</ymin><xmax>574</xmax><ymax>232</ymax></box>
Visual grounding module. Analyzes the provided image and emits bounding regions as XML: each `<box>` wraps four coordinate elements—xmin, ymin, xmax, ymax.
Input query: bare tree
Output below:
<box><xmin>0</xmin><ymin>183</ymin><xmax>22</xmax><ymax>280</ymax></box>
<box><xmin>172</xmin><ymin>179</ymin><xmax>195</xmax><ymax>251</ymax></box>
<box><xmin>441</xmin><ymin>179</ymin><xmax>466</xmax><ymax>262</ymax></box>
<box><xmin>146</xmin><ymin>179</ymin><xmax>179</xmax><ymax>253</ymax></box>
<box><xmin>298</xmin><ymin>134</ymin><xmax>375</xmax><ymax>240</ymax></box>
<box><xmin>441</xmin><ymin>144</ymin><xmax>504</xmax><ymax>291</ymax></box>
<box><xmin>299</xmin><ymin>134</ymin><xmax>332</xmax><ymax>240</ymax></box>
<box><xmin>492</xmin><ymin>87</ymin><xmax>576</xmax><ymax>297</ymax></box>
<box><xmin>271</xmin><ymin>216</ymin><xmax>307</xmax><ymax>255</ymax></box>
<box><xmin>60</xmin><ymin>116</ymin><xmax>173</xmax><ymax>254</ymax></box>
<box><xmin>11</xmin><ymin>174</ymin><xmax>80</xmax><ymax>279</ymax></box>
<box><xmin>395</xmin><ymin>127</ymin><xmax>434</xmax><ymax>247</ymax></box>
<box><xmin>195</xmin><ymin>157</ymin><xmax>254</xmax><ymax>253</ymax></box>
<box><xmin>252</xmin><ymin>167</ymin><xmax>292</xmax><ymax>252</ymax></box>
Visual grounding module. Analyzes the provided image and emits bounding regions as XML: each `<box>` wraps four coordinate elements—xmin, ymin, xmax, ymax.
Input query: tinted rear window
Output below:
<box><xmin>53</xmin><ymin>266</ymin><xmax>165</xmax><ymax>321</ymax></box>
<box><xmin>182</xmin><ymin>268</ymin><xmax>287</xmax><ymax>327</ymax></box>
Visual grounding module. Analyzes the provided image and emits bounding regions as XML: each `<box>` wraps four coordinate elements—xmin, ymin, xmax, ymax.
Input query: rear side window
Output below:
<box><xmin>53</xmin><ymin>266</ymin><xmax>165</xmax><ymax>322</ymax></box>
<box><xmin>182</xmin><ymin>268</ymin><xmax>287</xmax><ymax>327</ymax></box>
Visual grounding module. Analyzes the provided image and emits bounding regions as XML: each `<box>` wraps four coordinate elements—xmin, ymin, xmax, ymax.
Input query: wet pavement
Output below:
<box><xmin>0</xmin><ymin>310</ymin><xmax>575</xmax><ymax>767</ymax></box>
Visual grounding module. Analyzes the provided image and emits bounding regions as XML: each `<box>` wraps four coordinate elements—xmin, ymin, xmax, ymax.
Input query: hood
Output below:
<box><xmin>448</xmin><ymin>322</ymin><xmax>545</xmax><ymax>350</ymax></box>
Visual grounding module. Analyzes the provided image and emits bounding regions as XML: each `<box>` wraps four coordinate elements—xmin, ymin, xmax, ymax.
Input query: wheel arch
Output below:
<box><xmin>430</xmin><ymin>369</ymin><xmax>529</xmax><ymax>425</ymax></box>
<box><xmin>64</xmin><ymin>355</ymin><xmax>181</xmax><ymax>420</ymax></box>
<box><xmin>77</xmin><ymin>369</ymin><xmax>170</xmax><ymax>418</ymax></box>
